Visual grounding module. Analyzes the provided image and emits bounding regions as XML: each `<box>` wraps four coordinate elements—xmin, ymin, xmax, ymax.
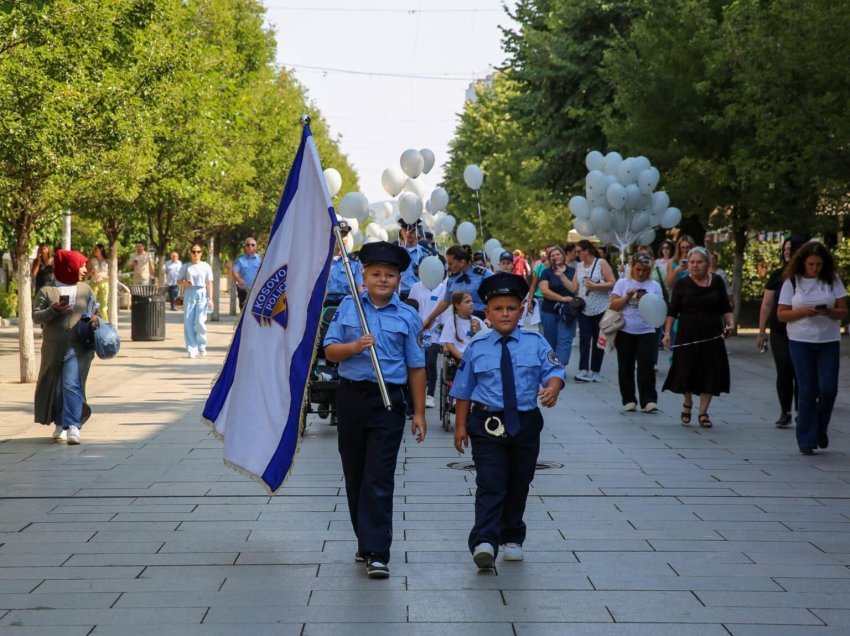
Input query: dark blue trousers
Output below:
<box><xmin>336</xmin><ymin>381</ymin><xmax>406</xmax><ymax>563</ymax></box>
<box><xmin>788</xmin><ymin>340</ymin><xmax>839</xmax><ymax>450</ymax></box>
<box><xmin>467</xmin><ymin>407</ymin><xmax>544</xmax><ymax>557</ymax></box>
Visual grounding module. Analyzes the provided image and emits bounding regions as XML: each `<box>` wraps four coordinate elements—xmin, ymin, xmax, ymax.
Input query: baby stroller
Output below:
<box><xmin>306</xmin><ymin>303</ymin><xmax>341</xmax><ymax>425</ymax></box>
<box><xmin>438</xmin><ymin>352</ymin><xmax>459</xmax><ymax>432</ymax></box>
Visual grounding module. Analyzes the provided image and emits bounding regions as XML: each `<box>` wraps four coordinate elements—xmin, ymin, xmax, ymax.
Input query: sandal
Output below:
<box><xmin>698</xmin><ymin>412</ymin><xmax>713</xmax><ymax>428</ymax></box>
<box><xmin>680</xmin><ymin>400</ymin><xmax>693</xmax><ymax>425</ymax></box>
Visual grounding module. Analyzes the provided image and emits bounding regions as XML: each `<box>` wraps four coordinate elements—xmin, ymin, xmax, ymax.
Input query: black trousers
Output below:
<box><xmin>167</xmin><ymin>285</ymin><xmax>179</xmax><ymax>310</ymax></box>
<box><xmin>467</xmin><ymin>407</ymin><xmax>543</xmax><ymax>557</ymax></box>
<box><xmin>236</xmin><ymin>287</ymin><xmax>248</xmax><ymax>311</ymax></box>
<box><xmin>615</xmin><ymin>331</ymin><xmax>658</xmax><ymax>407</ymax></box>
<box><xmin>770</xmin><ymin>329</ymin><xmax>797</xmax><ymax>414</ymax></box>
<box><xmin>425</xmin><ymin>343</ymin><xmax>440</xmax><ymax>397</ymax></box>
<box><xmin>336</xmin><ymin>380</ymin><xmax>406</xmax><ymax>563</ymax></box>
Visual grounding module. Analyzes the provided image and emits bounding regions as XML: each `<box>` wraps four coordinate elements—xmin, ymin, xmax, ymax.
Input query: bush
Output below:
<box><xmin>715</xmin><ymin>238</ymin><xmax>782</xmax><ymax>302</ymax></box>
<box><xmin>0</xmin><ymin>278</ymin><xmax>18</xmax><ymax>318</ymax></box>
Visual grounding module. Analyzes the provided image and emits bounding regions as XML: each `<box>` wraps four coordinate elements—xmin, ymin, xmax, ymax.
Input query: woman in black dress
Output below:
<box><xmin>662</xmin><ymin>247</ymin><xmax>733</xmax><ymax>427</ymax></box>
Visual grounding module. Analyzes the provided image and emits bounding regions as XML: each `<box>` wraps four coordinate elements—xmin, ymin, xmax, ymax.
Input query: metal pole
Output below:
<box><xmin>62</xmin><ymin>210</ymin><xmax>72</xmax><ymax>250</ymax></box>
<box><xmin>332</xmin><ymin>225</ymin><xmax>392</xmax><ymax>410</ymax></box>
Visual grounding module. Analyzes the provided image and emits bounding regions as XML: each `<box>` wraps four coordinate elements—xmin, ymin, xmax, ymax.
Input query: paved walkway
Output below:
<box><xmin>1</xmin><ymin>307</ymin><xmax>850</xmax><ymax>635</ymax></box>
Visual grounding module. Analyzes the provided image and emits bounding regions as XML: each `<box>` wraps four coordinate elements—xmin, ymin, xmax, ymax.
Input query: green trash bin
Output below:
<box><xmin>129</xmin><ymin>285</ymin><xmax>167</xmax><ymax>341</ymax></box>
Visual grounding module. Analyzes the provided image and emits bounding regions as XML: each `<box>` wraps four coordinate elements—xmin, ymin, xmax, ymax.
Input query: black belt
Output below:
<box><xmin>472</xmin><ymin>402</ymin><xmax>538</xmax><ymax>415</ymax></box>
<box><xmin>340</xmin><ymin>378</ymin><xmax>405</xmax><ymax>392</ymax></box>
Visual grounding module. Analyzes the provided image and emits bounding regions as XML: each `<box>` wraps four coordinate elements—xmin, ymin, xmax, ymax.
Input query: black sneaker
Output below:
<box><xmin>799</xmin><ymin>446</ymin><xmax>815</xmax><ymax>456</ymax></box>
<box><xmin>354</xmin><ymin>551</ymin><xmax>365</xmax><ymax>562</ymax></box>
<box><xmin>775</xmin><ymin>413</ymin><xmax>792</xmax><ymax>428</ymax></box>
<box><xmin>818</xmin><ymin>433</ymin><xmax>829</xmax><ymax>449</ymax></box>
<box><xmin>366</xmin><ymin>555</ymin><xmax>389</xmax><ymax>579</ymax></box>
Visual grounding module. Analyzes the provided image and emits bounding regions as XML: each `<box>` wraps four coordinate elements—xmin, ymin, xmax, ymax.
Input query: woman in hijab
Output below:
<box><xmin>32</xmin><ymin>249</ymin><xmax>100</xmax><ymax>444</ymax></box>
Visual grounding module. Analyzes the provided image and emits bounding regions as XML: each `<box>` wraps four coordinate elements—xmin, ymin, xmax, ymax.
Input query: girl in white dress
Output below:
<box><xmin>440</xmin><ymin>291</ymin><xmax>484</xmax><ymax>361</ymax></box>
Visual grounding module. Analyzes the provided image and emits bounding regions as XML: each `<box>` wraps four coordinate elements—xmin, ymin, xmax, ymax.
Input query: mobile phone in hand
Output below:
<box><xmin>59</xmin><ymin>294</ymin><xmax>69</xmax><ymax>304</ymax></box>
<box><xmin>815</xmin><ymin>304</ymin><xmax>828</xmax><ymax>311</ymax></box>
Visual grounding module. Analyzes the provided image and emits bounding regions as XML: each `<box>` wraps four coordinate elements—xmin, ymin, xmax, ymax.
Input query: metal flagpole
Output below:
<box><xmin>332</xmin><ymin>225</ymin><xmax>392</xmax><ymax>410</ymax></box>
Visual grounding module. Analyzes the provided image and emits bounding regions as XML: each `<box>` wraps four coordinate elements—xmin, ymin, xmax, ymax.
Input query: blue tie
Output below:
<box><xmin>499</xmin><ymin>336</ymin><xmax>521</xmax><ymax>436</ymax></box>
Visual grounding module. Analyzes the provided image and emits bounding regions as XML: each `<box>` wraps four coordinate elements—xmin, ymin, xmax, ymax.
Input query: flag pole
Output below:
<box><xmin>332</xmin><ymin>225</ymin><xmax>392</xmax><ymax>410</ymax></box>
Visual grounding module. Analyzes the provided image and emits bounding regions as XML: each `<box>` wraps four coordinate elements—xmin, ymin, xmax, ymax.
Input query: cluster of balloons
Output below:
<box><xmin>569</xmin><ymin>151</ymin><xmax>682</xmax><ymax>254</ymax></box>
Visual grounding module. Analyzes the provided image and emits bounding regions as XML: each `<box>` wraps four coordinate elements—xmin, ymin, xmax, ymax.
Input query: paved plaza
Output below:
<box><xmin>1</xmin><ymin>309</ymin><xmax>850</xmax><ymax>634</ymax></box>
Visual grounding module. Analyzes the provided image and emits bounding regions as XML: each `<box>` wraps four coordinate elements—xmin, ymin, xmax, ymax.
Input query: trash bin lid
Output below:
<box><xmin>129</xmin><ymin>285</ymin><xmax>167</xmax><ymax>296</ymax></box>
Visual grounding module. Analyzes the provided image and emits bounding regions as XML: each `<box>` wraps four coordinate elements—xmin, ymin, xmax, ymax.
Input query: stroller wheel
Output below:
<box><xmin>318</xmin><ymin>404</ymin><xmax>330</xmax><ymax>419</ymax></box>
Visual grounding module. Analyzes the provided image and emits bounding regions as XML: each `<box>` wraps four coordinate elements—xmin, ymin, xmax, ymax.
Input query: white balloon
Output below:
<box><xmin>587</xmin><ymin>188</ymin><xmax>607</xmax><ymax>208</ymax></box>
<box><xmin>624</xmin><ymin>184</ymin><xmax>642</xmax><ymax>210</ymax></box>
<box><xmin>638</xmin><ymin>167</ymin><xmax>660</xmax><ymax>194</ymax></box>
<box><xmin>463</xmin><ymin>165</ymin><xmax>484</xmax><ymax>190</ymax></box>
<box><xmin>338</xmin><ymin>191</ymin><xmax>369</xmax><ymax>223</ymax></box>
<box><xmin>398</xmin><ymin>192</ymin><xmax>423</xmax><ymax>224</ymax></box>
<box><xmin>440</xmin><ymin>214</ymin><xmax>456</xmax><ymax>234</ymax></box>
<box><xmin>632</xmin><ymin>156</ymin><xmax>651</xmax><ymax>176</ymax></box>
<box><xmin>636</xmin><ymin>227</ymin><xmax>656</xmax><ymax>245</ymax></box>
<box><xmin>613</xmin><ymin>210</ymin><xmax>629</xmax><ymax>235</ymax></box>
<box><xmin>606</xmin><ymin>183</ymin><xmax>627</xmax><ymax>210</ymax></box>
<box><xmin>569</xmin><ymin>196</ymin><xmax>590</xmax><ymax>219</ymax></box>
<box><xmin>585</xmin><ymin>150</ymin><xmax>605</xmax><ymax>172</ymax></box>
<box><xmin>421</xmin><ymin>211</ymin><xmax>435</xmax><ymax>230</ymax></box>
<box><xmin>660</xmin><ymin>207</ymin><xmax>682</xmax><ymax>229</ymax></box>
<box><xmin>484</xmin><ymin>238</ymin><xmax>502</xmax><ymax>253</ymax></box>
<box><xmin>616</xmin><ymin>158</ymin><xmax>637</xmax><ymax>185</ymax></box>
<box><xmin>590</xmin><ymin>206</ymin><xmax>611</xmax><ymax>231</ymax></box>
<box><xmin>586</xmin><ymin>170</ymin><xmax>608</xmax><ymax>194</ymax></box>
<box><xmin>381</xmin><ymin>201</ymin><xmax>394</xmax><ymax>219</ymax></box>
<box><xmin>638</xmin><ymin>293</ymin><xmax>667</xmax><ymax>328</ymax></box>
<box><xmin>603</xmin><ymin>151</ymin><xmax>623</xmax><ymax>176</ymax></box>
<box><xmin>345</xmin><ymin>217</ymin><xmax>360</xmax><ymax>234</ymax></box>
<box><xmin>400</xmin><ymin>148</ymin><xmax>424</xmax><ymax>178</ymax></box>
<box><xmin>488</xmin><ymin>247</ymin><xmax>503</xmax><ymax>266</ymax></box>
<box><xmin>323</xmin><ymin>168</ymin><xmax>342</xmax><ymax>196</ymax></box>
<box><xmin>649</xmin><ymin>209</ymin><xmax>663</xmax><ymax>227</ymax></box>
<box><xmin>598</xmin><ymin>230</ymin><xmax>614</xmax><ymax>245</ymax></box>
<box><xmin>456</xmin><ymin>221</ymin><xmax>477</xmax><ymax>245</ymax></box>
<box><xmin>404</xmin><ymin>176</ymin><xmax>428</xmax><ymax>199</ymax></box>
<box><xmin>352</xmin><ymin>230</ymin><xmax>364</xmax><ymax>249</ymax></box>
<box><xmin>381</xmin><ymin>167</ymin><xmax>405</xmax><ymax>197</ymax></box>
<box><xmin>430</xmin><ymin>187</ymin><xmax>450</xmax><ymax>212</ymax></box>
<box><xmin>650</xmin><ymin>191</ymin><xmax>670</xmax><ymax>213</ymax></box>
<box><xmin>420</xmin><ymin>148</ymin><xmax>435</xmax><ymax>174</ymax></box>
<box><xmin>575</xmin><ymin>219</ymin><xmax>595</xmax><ymax>237</ymax></box>
<box><xmin>630</xmin><ymin>210</ymin><xmax>650</xmax><ymax>234</ymax></box>
<box><xmin>418</xmin><ymin>255</ymin><xmax>445</xmax><ymax>290</ymax></box>
<box><xmin>365</xmin><ymin>223</ymin><xmax>388</xmax><ymax>241</ymax></box>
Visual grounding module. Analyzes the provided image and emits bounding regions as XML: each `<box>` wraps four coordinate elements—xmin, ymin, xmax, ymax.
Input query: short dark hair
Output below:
<box><xmin>446</xmin><ymin>244</ymin><xmax>472</xmax><ymax>262</ymax></box>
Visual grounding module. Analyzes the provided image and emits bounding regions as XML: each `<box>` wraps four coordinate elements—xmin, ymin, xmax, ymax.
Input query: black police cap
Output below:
<box><xmin>337</xmin><ymin>220</ymin><xmax>352</xmax><ymax>235</ymax></box>
<box><xmin>398</xmin><ymin>219</ymin><xmax>421</xmax><ymax>231</ymax></box>
<box><xmin>359</xmin><ymin>241</ymin><xmax>411</xmax><ymax>271</ymax></box>
<box><xmin>477</xmin><ymin>272</ymin><xmax>530</xmax><ymax>303</ymax></box>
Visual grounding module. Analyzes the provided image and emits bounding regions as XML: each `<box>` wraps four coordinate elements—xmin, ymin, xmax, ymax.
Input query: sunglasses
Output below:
<box><xmin>245</xmin><ymin>243</ymin><xmax>256</xmax><ymax>247</ymax></box>
<box><xmin>191</xmin><ymin>250</ymin><xmax>202</xmax><ymax>253</ymax></box>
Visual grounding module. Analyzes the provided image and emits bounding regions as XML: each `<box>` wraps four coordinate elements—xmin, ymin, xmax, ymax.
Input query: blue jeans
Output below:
<box><xmin>540</xmin><ymin>310</ymin><xmax>576</xmax><ymax>367</ymax></box>
<box><xmin>788</xmin><ymin>340</ymin><xmax>840</xmax><ymax>450</ymax></box>
<box><xmin>183</xmin><ymin>287</ymin><xmax>209</xmax><ymax>355</ymax></box>
<box><xmin>54</xmin><ymin>348</ymin><xmax>84</xmax><ymax>429</ymax></box>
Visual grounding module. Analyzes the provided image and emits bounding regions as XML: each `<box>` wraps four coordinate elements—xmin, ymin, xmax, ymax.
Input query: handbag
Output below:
<box><xmin>554</xmin><ymin>296</ymin><xmax>585</xmax><ymax>324</ymax></box>
<box><xmin>93</xmin><ymin>322</ymin><xmax>121</xmax><ymax>359</ymax></box>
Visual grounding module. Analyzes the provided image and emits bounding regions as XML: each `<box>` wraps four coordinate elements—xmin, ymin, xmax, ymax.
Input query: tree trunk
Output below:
<box><xmin>211</xmin><ymin>235</ymin><xmax>221</xmax><ymax>322</ymax></box>
<box><xmin>108</xmin><ymin>237</ymin><xmax>121</xmax><ymax>327</ymax></box>
<box><xmin>228</xmin><ymin>238</ymin><xmax>238</xmax><ymax>316</ymax></box>
<box><xmin>15</xmin><ymin>250</ymin><xmax>36</xmax><ymax>383</ymax></box>
<box><xmin>731</xmin><ymin>224</ymin><xmax>747</xmax><ymax>336</ymax></box>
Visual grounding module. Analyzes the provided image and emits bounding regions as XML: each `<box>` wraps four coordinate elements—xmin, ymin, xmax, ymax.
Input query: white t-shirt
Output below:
<box><xmin>408</xmin><ymin>280</ymin><xmax>449</xmax><ymax>343</ymax></box>
<box><xmin>180</xmin><ymin>261</ymin><xmax>214</xmax><ymax>289</ymax></box>
<box><xmin>778</xmin><ymin>275</ymin><xmax>847</xmax><ymax>343</ymax></box>
<box><xmin>612</xmin><ymin>278</ymin><xmax>664</xmax><ymax>335</ymax></box>
<box><xmin>439</xmin><ymin>314</ymin><xmax>484</xmax><ymax>355</ymax></box>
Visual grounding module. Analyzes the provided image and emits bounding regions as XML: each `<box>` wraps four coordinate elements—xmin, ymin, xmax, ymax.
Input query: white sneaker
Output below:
<box><xmin>501</xmin><ymin>543</ymin><xmax>524</xmax><ymax>561</ymax></box>
<box><xmin>591</xmin><ymin>372</ymin><xmax>602</xmax><ymax>382</ymax></box>
<box><xmin>52</xmin><ymin>425</ymin><xmax>67</xmax><ymax>440</ymax></box>
<box><xmin>643</xmin><ymin>402</ymin><xmax>658</xmax><ymax>413</ymax></box>
<box><xmin>188</xmin><ymin>351</ymin><xmax>198</xmax><ymax>359</ymax></box>
<box><xmin>425</xmin><ymin>395</ymin><xmax>436</xmax><ymax>408</ymax></box>
<box><xmin>574</xmin><ymin>370</ymin><xmax>591</xmax><ymax>382</ymax></box>
<box><xmin>624</xmin><ymin>402</ymin><xmax>637</xmax><ymax>412</ymax></box>
<box><xmin>66</xmin><ymin>426</ymin><xmax>81</xmax><ymax>445</ymax></box>
<box><xmin>199</xmin><ymin>350</ymin><xmax>207</xmax><ymax>357</ymax></box>
<box><xmin>472</xmin><ymin>542</ymin><xmax>495</xmax><ymax>569</ymax></box>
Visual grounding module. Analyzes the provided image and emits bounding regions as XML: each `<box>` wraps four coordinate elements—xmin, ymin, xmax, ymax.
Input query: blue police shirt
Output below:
<box><xmin>327</xmin><ymin>256</ymin><xmax>363</xmax><ymax>297</ymax></box>
<box><xmin>444</xmin><ymin>265</ymin><xmax>493</xmax><ymax>313</ymax></box>
<box><xmin>233</xmin><ymin>253</ymin><xmax>263</xmax><ymax>290</ymax></box>
<box><xmin>449</xmin><ymin>327</ymin><xmax>565</xmax><ymax>410</ymax></box>
<box><xmin>400</xmin><ymin>244</ymin><xmax>429</xmax><ymax>295</ymax></box>
<box><xmin>323</xmin><ymin>290</ymin><xmax>425</xmax><ymax>384</ymax></box>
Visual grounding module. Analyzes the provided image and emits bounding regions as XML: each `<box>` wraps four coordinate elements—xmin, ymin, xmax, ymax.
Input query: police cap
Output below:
<box><xmin>478</xmin><ymin>272</ymin><xmax>529</xmax><ymax>303</ymax></box>
<box><xmin>338</xmin><ymin>220</ymin><xmax>351</xmax><ymax>235</ymax></box>
<box><xmin>398</xmin><ymin>219</ymin><xmax>421</xmax><ymax>232</ymax></box>
<box><xmin>359</xmin><ymin>241</ymin><xmax>411</xmax><ymax>271</ymax></box>
<box><xmin>499</xmin><ymin>251</ymin><xmax>513</xmax><ymax>262</ymax></box>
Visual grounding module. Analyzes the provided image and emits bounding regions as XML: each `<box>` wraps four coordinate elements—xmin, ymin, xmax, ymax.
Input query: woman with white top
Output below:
<box><xmin>440</xmin><ymin>291</ymin><xmax>484</xmax><ymax>361</ymax></box>
<box><xmin>609</xmin><ymin>253</ymin><xmax>665</xmax><ymax>412</ymax></box>
<box><xmin>574</xmin><ymin>239</ymin><xmax>616</xmax><ymax>382</ymax></box>
<box><xmin>777</xmin><ymin>241</ymin><xmax>847</xmax><ymax>455</ymax></box>
<box><xmin>178</xmin><ymin>243</ymin><xmax>214</xmax><ymax>358</ymax></box>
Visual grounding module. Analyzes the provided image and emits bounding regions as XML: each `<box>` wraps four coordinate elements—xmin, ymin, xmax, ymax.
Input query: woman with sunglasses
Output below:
<box><xmin>178</xmin><ymin>243</ymin><xmax>214</xmax><ymax>358</ymax></box>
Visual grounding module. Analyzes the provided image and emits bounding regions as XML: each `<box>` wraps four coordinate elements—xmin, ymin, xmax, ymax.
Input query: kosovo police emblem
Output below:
<box><xmin>252</xmin><ymin>265</ymin><xmax>289</xmax><ymax>328</ymax></box>
<box><xmin>547</xmin><ymin>351</ymin><xmax>561</xmax><ymax>366</ymax></box>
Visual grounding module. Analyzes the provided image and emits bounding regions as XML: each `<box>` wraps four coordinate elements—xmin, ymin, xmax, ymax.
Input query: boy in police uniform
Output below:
<box><xmin>450</xmin><ymin>272</ymin><xmax>565</xmax><ymax>569</ymax></box>
<box><xmin>323</xmin><ymin>241</ymin><xmax>427</xmax><ymax>579</ymax></box>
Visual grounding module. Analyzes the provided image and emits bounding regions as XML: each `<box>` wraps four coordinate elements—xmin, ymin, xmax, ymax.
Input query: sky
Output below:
<box><xmin>263</xmin><ymin>1</ymin><xmax>517</xmax><ymax>203</ymax></box>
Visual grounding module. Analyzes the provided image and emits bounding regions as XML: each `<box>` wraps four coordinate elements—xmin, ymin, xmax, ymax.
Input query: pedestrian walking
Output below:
<box><xmin>756</xmin><ymin>237</ymin><xmax>806</xmax><ymax>427</ymax></box>
<box><xmin>31</xmin><ymin>243</ymin><xmax>54</xmax><ymax>294</ymax></box>
<box><xmin>777</xmin><ymin>241</ymin><xmax>848</xmax><ymax>455</ymax></box>
<box><xmin>129</xmin><ymin>240</ymin><xmax>155</xmax><ymax>285</ymax></box>
<box><xmin>398</xmin><ymin>221</ymin><xmax>429</xmax><ymax>301</ymax></box>
<box><xmin>538</xmin><ymin>244</ymin><xmax>579</xmax><ymax>367</ymax></box>
<box><xmin>32</xmin><ymin>249</ymin><xmax>100</xmax><ymax>445</ymax></box>
<box><xmin>322</xmin><ymin>241</ymin><xmax>426</xmax><ymax>579</ymax></box>
<box><xmin>165</xmin><ymin>251</ymin><xmax>183</xmax><ymax>311</ymax></box>
<box><xmin>574</xmin><ymin>239</ymin><xmax>616</xmax><ymax>382</ymax></box>
<box><xmin>610</xmin><ymin>253</ymin><xmax>664</xmax><ymax>413</ymax></box>
<box><xmin>662</xmin><ymin>247</ymin><xmax>733</xmax><ymax>428</ymax></box>
<box><xmin>512</xmin><ymin>249</ymin><xmax>531</xmax><ymax>281</ymax></box>
<box><xmin>408</xmin><ymin>277</ymin><xmax>449</xmax><ymax>408</ymax></box>
<box><xmin>232</xmin><ymin>237</ymin><xmax>263</xmax><ymax>311</ymax></box>
<box><xmin>423</xmin><ymin>244</ymin><xmax>493</xmax><ymax>327</ymax></box>
<box><xmin>87</xmin><ymin>243</ymin><xmax>110</xmax><ymax>322</ymax></box>
<box><xmin>665</xmin><ymin>234</ymin><xmax>695</xmax><ymax>291</ymax></box>
<box><xmin>450</xmin><ymin>272</ymin><xmax>565</xmax><ymax>569</ymax></box>
<box><xmin>177</xmin><ymin>243</ymin><xmax>214</xmax><ymax>359</ymax></box>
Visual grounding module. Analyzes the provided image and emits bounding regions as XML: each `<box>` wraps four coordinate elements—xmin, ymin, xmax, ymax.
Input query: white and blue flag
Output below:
<box><xmin>204</xmin><ymin>123</ymin><xmax>336</xmax><ymax>493</ymax></box>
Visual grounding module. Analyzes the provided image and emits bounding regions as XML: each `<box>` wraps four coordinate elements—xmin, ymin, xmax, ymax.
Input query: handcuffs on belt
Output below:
<box><xmin>484</xmin><ymin>415</ymin><xmax>506</xmax><ymax>438</ymax></box>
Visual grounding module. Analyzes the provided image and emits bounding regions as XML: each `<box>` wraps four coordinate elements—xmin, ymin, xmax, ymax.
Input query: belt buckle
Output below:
<box><xmin>484</xmin><ymin>415</ymin><xmax>506</xmax><ymax>438</ymax></box>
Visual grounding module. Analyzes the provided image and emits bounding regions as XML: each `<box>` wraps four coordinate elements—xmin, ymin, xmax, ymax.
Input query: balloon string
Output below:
<box><xmin>475</xmin><ymin>190</ymin><xmax>486</xmax><ymax>264</ymax></box>
<box><xmin>668</xmin><ymin>333</ymin><xmax>726</xmax><ymax>349</ymax></box>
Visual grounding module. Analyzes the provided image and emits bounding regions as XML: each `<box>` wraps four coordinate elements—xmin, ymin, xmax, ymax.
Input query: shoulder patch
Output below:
<box><xmin>416</xmin><ymin>331</ymin><xmax>425</xmax><ymax>349</ymax></box>
<box><xmin>547</xmin><ymin>350</ymin><xmax>561</xmax><ymax>366</ymax></box>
